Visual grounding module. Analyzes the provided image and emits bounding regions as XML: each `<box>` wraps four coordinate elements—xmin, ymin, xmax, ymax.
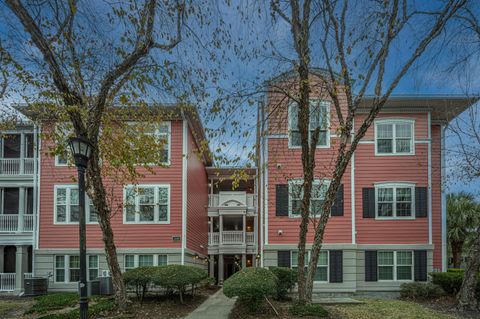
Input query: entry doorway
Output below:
<box><xmin>3</xmin><ymin>246</ymin><xmax>16</xmax><ymax>273</ymax></box>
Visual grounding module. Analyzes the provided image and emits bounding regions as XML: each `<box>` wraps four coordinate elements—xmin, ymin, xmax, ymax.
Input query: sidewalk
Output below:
<box><xmin>185</xmin><ymin>288</ymin><xmax>236</xmax><ymax>319</ymax></box>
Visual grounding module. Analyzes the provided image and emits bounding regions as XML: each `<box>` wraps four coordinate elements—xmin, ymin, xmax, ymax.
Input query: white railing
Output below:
<box><xmin>222</xmin><ymin>231</ymin><xmax>244</xmax><ymax>244</ymax></box>
<box><xmin>0</xmin><ymin>158</ymin><xmax>35</xmax><ymax>175</ymax></box>
<box><xmin>0</xmin><ymin>214</ymin><xmax>34</xmax><ymax>232</ymax></box>
<box><xmin>209</xmin><ymin>193</ymin><xmax>257</xmax><ymax>208</ymax></box>
<box><xmin>24</xmin><ymin>273</ymin><xmax>33</xmax><ymax>279</ymax></box>
<box><xmin>208</xmin><ymin>232</ymin><xmax>219</xmax><ymax>245</ymax></box>
<box><xmin>0</xmin><ymin>273</ymin><xmax>16</xmax><ymax>291</ymax></box>
<box><xmin>246</xmin><ymin>232</ymin><xmax>255</xmax><ymax>244</ymax></box>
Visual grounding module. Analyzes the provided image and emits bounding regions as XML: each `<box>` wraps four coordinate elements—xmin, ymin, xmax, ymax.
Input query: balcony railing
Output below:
<box><xmin>208</xmin><ymin>231</ymin><xmax>255</xmax><ymax>245</ymax></box>
<box><xmin>0</xmin><ymin>158</ymin><xmax>35</xmax><ymax>175</ymax></box>
<box><xmin>24</xmin><ymin>273</ymin><xmax>33</xmax><ymax>279</ymax></box>
<box><xmin>0</xmin><ymin>214</ymin><xmax>34</xmax><ymax>232</ymax></box>
<box><xmin>209</xmin><ymin>193</ymin><xmax>257</xmax><ymax>208</ymax></box>
<box><xmin>0</xmin><ymin>273</ymin><xmax>15</xmax><ymax>291</ymax></box>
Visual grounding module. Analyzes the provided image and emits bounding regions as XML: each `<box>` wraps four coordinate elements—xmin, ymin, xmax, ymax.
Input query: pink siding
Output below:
<box><xmin>186</xmin><ymin>129</ymin><xmax>209</xmax><ymax>255</ymax></box>
<box><xmin>355</xmin><ymin>113</ymin><xmax>429</xmax><ymax>140</ymax></box>
<box><xmin>38</xmin><ymin>121</ymin><xmax>185</xmax><ymax>249</ymax></box>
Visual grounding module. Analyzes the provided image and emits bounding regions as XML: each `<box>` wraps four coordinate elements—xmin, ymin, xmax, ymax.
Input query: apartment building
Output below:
<box><xmin>1</xmin><ymin>69</ymin><xmax>475</xmax><ymax>294</ymax></box>
<box><xmin>257</xmin><ymin>70</ymin><xmax>476</xmax><ymax>293</ymax></box>
<box><xmin>0</xmin><ymin>124</ymin><xmax>38</xmax><ymax>292</ymax></box>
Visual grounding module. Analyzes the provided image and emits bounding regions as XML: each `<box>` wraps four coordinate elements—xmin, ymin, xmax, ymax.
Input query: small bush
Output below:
<box><xmin>447</xmin><ymin>268</ymin><xmax>465</xmax><ymax>273</ymax></box>
<box><xmin>400</xmin><ymin>282</ymin><xmax>445</xmax><ymax>300</ymax></box>
<box><xmin>430</xmin><ymin>271</ymin><xmax>480</xmax><ymax>297</ymax></box>
<box><xmin>223</xmin><ymin>268</ymin><xmax>277</xmax><ymax>312</ymax></box>
<box><xmin>123</xmin><ymin>266</ymin><xmax>156</xmax><ymax>302</ymax></box>
<box><xmin>269</xmin><ymin>267</ymin><xmax>297</xmax><ymax>300</ymax></box>
<box><xmin>27</xmin><ymin>293</ymin><xmax>78</xmax><ymax>314</ymax></box>
<box><xmin>289</xmin><ymin>302</ymin><xmax>328</xmax><ymax>317</ymax></box>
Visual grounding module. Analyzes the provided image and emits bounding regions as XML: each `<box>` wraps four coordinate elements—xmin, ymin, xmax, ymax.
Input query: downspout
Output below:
<box><xmin>428</xmin><ymin>112</ymin><xmax>432</xmax><ymax>246</ymax></box>
<box><xmin>181</xmin><ymin>118</ymin><xmax>188</xmax><ymax>265</ymax></box>
<box><xmin>441</xmin><ymin>124</ymin><xmax>447</xmax><ymax>271</ymax></box>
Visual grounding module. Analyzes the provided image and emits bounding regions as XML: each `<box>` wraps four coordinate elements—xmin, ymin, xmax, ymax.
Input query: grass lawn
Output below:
<box><xmin>0</xmin><ymin>299</ymin><xmax>34</xmax><ymax>319</ymax></box>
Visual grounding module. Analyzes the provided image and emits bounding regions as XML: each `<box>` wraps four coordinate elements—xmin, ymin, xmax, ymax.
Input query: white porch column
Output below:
<box><xmin>242</xmin><ymin>214</ymin><xmax>246</xmax><ymax>244</ymax></box>
<box><xmin>0</xmin><ymin>246</ymin><xmax>4</xmax><ymax>272</ymax></box>
<box><xmin>18</xmin><ymin>187</ymin><xmax>25</xmax><ymax>232</ymax></box>
<box><xmin>15</xmin><ymin>245</ymin><xmax>28</xmax><ymax>291</ymax></box>
<box><xmin>218</xmin><ymin>254</ymin><xmax>224</xmax><ymax>284</ymax></box>
<box><xmin>209</xmin><ymin>255</ymin><xmax>215</xmax><ymax>278</ymax></box>
<box><xmin>242</xmin><ymin>254</ymin><xmax>247</xmax><ymax>269</ymax></box>
<box><xmin>219</xmin><ymin>215</ymin><xmax>223</xmax><ymax>245</ymax></box>
<box><xmin>19</xmin><ymin>133</ymin><xmax>25</xmax><ymax>174</ymax></box>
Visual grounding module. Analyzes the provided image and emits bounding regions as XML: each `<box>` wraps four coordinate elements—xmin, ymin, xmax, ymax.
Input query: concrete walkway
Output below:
<box><xmin>185</xmin><ymin>288</ymin><xmax>236</xmax><ymax>319</ymax></box>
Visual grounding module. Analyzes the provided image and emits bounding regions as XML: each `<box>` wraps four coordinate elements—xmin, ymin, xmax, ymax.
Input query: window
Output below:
<box><xmin>375</xmin><ymin>120</ymin><xmax>414</xmax><ymax>155</ymax></box>
<box><xmin>124</xmin><ymin>185</ymin><xmax>170</xmax><ymax>223</ymax></box>
<box><xmin>127</xmin><ymin>122</ymin><xmax>170</xmax><ymax>165</ymax></box>
<box><xmin>54</xmin><ymin>185</ymin><xmax>97</xmax><ymax>223</ymax></box>
<box><xmin>378</xmin><ymin>251</ymin><xmax>413</xmax><ymax>281</ymax></box>
<box><xmin>289</xmin><ymin>100</ymin><xmax>330</xmax><ymax>148</ymax></box>
<box><xmin>88</xmin><ymin>256</ymin><xmax>99</xmax><ymax>280</ymax></box>
<box><xmin>124</xmin><ymin>254</ymin><xmax>168</xmax><ymax>271</ymax></box>
<box><xmin>3</xmin><ymin>134</ymin><xmax>21</xmax><ymax>158</ymax></box>
<box><xmin>291</xmin><ymin>251</ymin><xmax>329</xmax><ymax>282</ymax></box>
<box><xmin>55</xmin><ymin>255</ymin><xmax>99</xmax><ymax>282</ymax></box>
<box><xmin>54</xmin><ymin>124</ymin><xmax>74</xmax><ymax>166</ymax></box>
<box><xmin>375</xmin><ymin>183</ymin><xmax>414</xmax><ymax>219</ymax></box>
<box><xmin>2</xmin><ymin>188</ymin><xmax>19</xmax><ymax>214</ymax></box>
<box><xmin>289</xmin><ymin>179</ymin><xmax>329</xmax><ymax>217</ymax></box>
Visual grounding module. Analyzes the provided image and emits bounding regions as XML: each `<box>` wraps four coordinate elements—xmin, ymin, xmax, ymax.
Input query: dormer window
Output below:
<box><xmin>288</xmin><ymin>100</ymin><xmax>330</xmax><ymax>148</ymax></box>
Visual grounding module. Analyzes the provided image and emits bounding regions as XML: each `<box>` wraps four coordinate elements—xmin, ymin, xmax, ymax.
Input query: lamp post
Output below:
<box><xmin>68</xmin><ymin>136</ymin><xmax>93</xmax><ymax>319</ymax></box>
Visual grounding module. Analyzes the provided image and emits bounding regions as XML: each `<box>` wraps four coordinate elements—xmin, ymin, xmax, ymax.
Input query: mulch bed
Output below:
<box><xmin>101</xmin><ymin>286</ymin><xmax>220</xmax><ymax>319</ymax></box>
<box><xmin>414</xmin><ymin>296</ymin><xmax>480</xmax><ymax>319</ymax></box>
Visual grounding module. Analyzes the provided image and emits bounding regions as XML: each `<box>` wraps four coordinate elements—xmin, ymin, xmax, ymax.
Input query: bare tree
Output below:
<box><xmin>270</xmin><ymin>0</ymin><xmax>467</xmax><ymax>304</ymax></box>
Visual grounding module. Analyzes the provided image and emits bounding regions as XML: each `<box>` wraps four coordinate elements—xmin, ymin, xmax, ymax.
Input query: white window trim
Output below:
<box><xmin>54</xmin><ymin>123</ymin><xmax>73</xmax><ymax>166</ymax></box>
<box><xmin>291</xmin><ymin>250</ymin><xmax>329</xmax><ymax>283</ymax></box>
<box><xmin>127</xmin><ymin>121</ymin><xmax>171</xmax><ymax>166</ymax></box>
<box><xmin>288</xmin><ymin>100</ymin><xmax>331</xmax><ymax>149</ymax></box>
<box><xmin>288</xmin><ymin>179</ymin><xmax>331</xmax><ymax>218</ymax></box>
<box><xmin>123</xmin><ymin>184</ymin><xmax>171</xmax><ymax>224</ymax></box>
<box><xmin>88</xmin><ymin>255</ymin><xmax>99</xmax><ymax>281</ymax></box>
<box><xmin>124</xmin><ymin>254</ymin><xmax>169</xmax><ymax>271</ymax></box>
<box><xmin>377</xmin><ymin>251</ymin><xmax>414</xmax><ymax>282</ymax></box>
<box><xmin>54</xmin><ymin>255</ymin><xmax>99</xmax><ymax>283</ymax></box>
<box><xmin>54</xmin><ymin>185</ymin><xmax>98</xmax><ymax>224</ymax></box>
<box><xmin>374</xmin><ymin>119</ymin><xmax>415</xmax><ymax>156</ymax></box>
<box><xmin>374</xmin><ymin>182</ymin><xmax>415</xmax><ymax>220</ymax></box>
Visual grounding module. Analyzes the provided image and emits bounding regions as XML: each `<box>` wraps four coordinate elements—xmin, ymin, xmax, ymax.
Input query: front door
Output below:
<box><xmin>4</xmin><ymin>246</ymin><xmax>16</xmax><ymax>273</ymax></box>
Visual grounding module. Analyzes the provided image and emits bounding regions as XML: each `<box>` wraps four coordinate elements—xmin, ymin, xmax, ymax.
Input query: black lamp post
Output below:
<box><xmin>68</xmin><ymin>136</ymin><xmax>93</xmax><ymax>319</ymax></box>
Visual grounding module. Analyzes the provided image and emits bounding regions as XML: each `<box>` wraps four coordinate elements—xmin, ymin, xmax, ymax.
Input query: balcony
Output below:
<box><xmin>0</xmin><ymin>158</ymin><xmax>35</xmax><ymax>176</ymax></box>
<box><xmin>0</xmin><ymin>214</ymin><xmax>34</xmax><ymax>232</ymax></box>
<box><xmin>208</xmin><ymin>231</ymin><xmax>255</xmax><ymax>245</ymax></box>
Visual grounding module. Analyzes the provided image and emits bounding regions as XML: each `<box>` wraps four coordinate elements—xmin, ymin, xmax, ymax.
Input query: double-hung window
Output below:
<box><xmin>124</xmin><ymin>185</ymin><xmax>170</xmax><ymax>224</ymax></box>
<box><xmin>88</xmin><ymin>256</ymin><xmax>99</xmax><ymax>280</ymax></box>
<box><xmin>55</xmin><ymin>255</ymin><xmax>100</xmax><ymax>282</ymax></box>
<box><xmin>124</xmin><ymin>254</ymin><xmax>168</xmax><ymax>271</ymax></box>
<box><xmin>378</xmin><ymin>251</ymin><xmax>413</xmax><ymax>281</ymax></box>
<box><xmin>291</xmin><ymin>251</ymin><xmax>329</xmax><ymax>282</ymax></box>
<box><xmin>289</xmin><ymin>179</ymin><xmax>330</xmax><ymax>217</ymax></box>
<box><xmin>375</xmin><ymin>183</ymin><xmax>414</xmax><ymax>219</ymax></box>
<box><xmin>289</xmin><ymin>100</ymin><xmax>330</xmax><ymax>148</ymax></box>
<box><xmin>375</xmin><ymin>120</ymin><xmax>414</xmax><ymax>155</ymax></box>
<box><xmin>127</xmin><ymin>122</ymin><xmax>170</xmax><ymax>165</ymax></box>
<box><xmin>55</xmin><ymin>185</ymin><xmax>97</xmax><ymax>223</ymax></box>
<box><xmin>54</xmin><ymin>123</ymin><xmax>73</xmax><ymax>166</ymax></box>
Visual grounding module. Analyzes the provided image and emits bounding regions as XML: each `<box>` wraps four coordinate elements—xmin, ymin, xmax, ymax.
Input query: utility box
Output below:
<box><xmin>87</xmin><ymin>280</ymin><xmax>100</xmax><ymax>296</ymax></box>
<box><xmin>24</xmin><ymin>278</ymin><xmax>48</xmax><ymax>296</ymax></box>
<box><xmin>99</xmin><ymin>276</ymin><xmax>113</xmax><ymax>295</ymax></box>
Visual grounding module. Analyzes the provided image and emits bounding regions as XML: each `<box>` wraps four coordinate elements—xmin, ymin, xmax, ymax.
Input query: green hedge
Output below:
<box><xmin>400</xmin><ymin>282</ymin><xmax>445</xmax><ymax>300</ymax></box>
<box><xmin>223</xmin><ymin>268</ymin><xmax>277</xmax><ymax>312</ymax></box>
<box><xmin>123</xmin><ymin>265</ymin><xmax>208</xmax><ymax>303</ymax></box>
<box><xmin>430</xmin><ymin>271</ymin><xmax>480</xmax><ymax>297</ymax></box>
<box><xmin>289</xmin><ymin>302</ymin><xmax>328</xmax><ymax>317</ymax></box>
<box><xmin>269</xmin><ymin>267</ymin><xmax>297</xmax><ymax>300</ymax></box>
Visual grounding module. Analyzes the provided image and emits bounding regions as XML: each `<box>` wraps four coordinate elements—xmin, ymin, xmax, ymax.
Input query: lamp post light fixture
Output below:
<box><xmin>68</xmin><ymin>136</ymin><xmax>93</xmax><ymax>319</ymax></box>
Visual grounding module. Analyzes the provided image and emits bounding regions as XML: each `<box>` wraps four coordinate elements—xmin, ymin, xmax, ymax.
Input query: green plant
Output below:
<box><xmin>430</xmin><ymin>271</ymin><xmax>480</xmax><ymax>297</ymax></box>
<box><xmin>27</xmin><ymin>293</ymin><xmax>78</xmax><ymax>314</ymax></box>
<box><xmin>447</xmin><ymin>268</ymin><xmax>464</xmax><ymax>273</ymax></box>
<box><xmin>400</xmin><ymin>282</ymin><xmax>445</xmax><ymax>300</ymax></box>
<box><xmin>269</xmin><ymin>267</ymin><xmax>297</xmax><ymax>300</ymax></box>
<box><xmin>123</xmin><ymin>266</ymin><xmax>156</xmax><ymax>302</ymax></box>
<box><xmin>289</xmin><ymin>302</ymin><xmax>328</xmax><ymax>317</ymax></box>
<box><xmin>152</xmin><ymin>264</ymin><xmax>208</xmax><ymax>303</ymax></box>
<box><xmin>37</xmin><ymin>297</ymin><xmax>115</xmax><ymax>319</ymax></box>
<box><xmin>223</xmin><ymin>267</ymin><xmax>277</xmax><ymax>312</ymax></box>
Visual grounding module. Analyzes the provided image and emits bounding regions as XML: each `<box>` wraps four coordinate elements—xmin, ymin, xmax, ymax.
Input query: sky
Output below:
<box><xmin>0</xmin><ymin>0</ymin><xmax>479</xmax><ymax>196</ymax></box>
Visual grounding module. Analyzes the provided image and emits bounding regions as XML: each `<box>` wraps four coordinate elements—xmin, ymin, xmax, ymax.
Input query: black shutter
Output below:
<box><xmin>331</xmin><ymin>184</ymin><xmax>344</xmax><ymax>216</ymax></box>
<box><xmin>362</xmin><ymin>188</ymin><xmax>375</xmax><ymax>218</ymax></box>
<box><xmin>277</xmin><ymin>251</ymin><xmax>291</xmax><ymax>268</ymax></box>
<box><xmin>329</xmin><ymin>250</ymin><xmax>343</xmax><ymax>283</ymax></box>
<box><xmin>415</xmin><ymin>187</ymin><xmax>428</xmax><ymax>217</ymax></box>
<box><xmin>365</xmin><ymin>250</ymin><xmax>378</xmax><ymax>282</ymax></box>
<box><xmin>276</xmin><ymin>184</ymin><xmax>289</xmax><ymax>216</ymax></box>
<box><xmin>414</xmin><ymin>250</ymin><xmax>428</xmax><ymax>281</ymax></box>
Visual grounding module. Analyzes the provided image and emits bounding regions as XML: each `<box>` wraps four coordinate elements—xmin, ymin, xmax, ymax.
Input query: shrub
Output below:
<box><xmin>289</xmin><ymin>302</ymin><xmax>328</xmax><ymax>317</ymax></box>
<box><xmin>447</xmin><ymin>268</ymin><xmax>465</xmax><ymax>273</ymax></box>
<box><xmin>269</xmin><ymin>267</ymin><xmax>297</xmax><ymax>300</ymax></box>
<box><xmin>123</xmin><ymin>266</ymin><xmax>156</xmax><ymax>302</ymax></box>
<box><xmin>223</xmin><ymin>268</ymin><xmax>277</xmax><ymax>312</ymax></box>
<box><xmin>400</xmin><ymin>282</ymin><xmax>445</xmax><ymax>300</ymax></box>
<box><xmin>152</xmin><ymin>264</ymin><xmax>208</xmax><ymax>303</ymax></box>
<box><xmin>430</xmin><ymin>271</ymin><xmax>480</xmax><ymax>297</ymax></box>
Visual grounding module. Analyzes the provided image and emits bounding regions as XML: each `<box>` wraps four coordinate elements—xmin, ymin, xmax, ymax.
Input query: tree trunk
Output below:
<box><xmin>451</xmin><ymin>240</ymin><xmax>464</xmax><ymax>269</ymax></box>
<box><xmin>456</xmin><ymin>230</ymin><xmax>480</xmax><ymax>311</ymax></box>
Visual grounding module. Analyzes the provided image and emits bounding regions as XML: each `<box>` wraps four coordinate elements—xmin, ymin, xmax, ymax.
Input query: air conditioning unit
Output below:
<box><xmin>101</xmin><ymin>270</ymin><xmax>110</xmax><ymax>277</ymax></box>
